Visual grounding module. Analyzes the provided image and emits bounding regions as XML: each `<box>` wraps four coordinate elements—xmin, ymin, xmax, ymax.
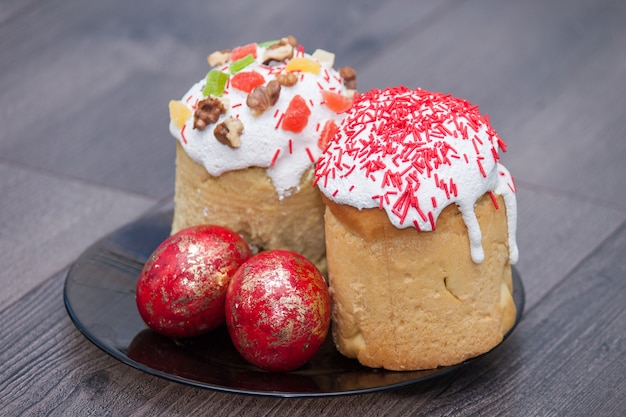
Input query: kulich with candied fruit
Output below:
<box><xmin>169</xmin><ymin>36</ymin><xmax>356</xmax><ymax>272</ymax></box>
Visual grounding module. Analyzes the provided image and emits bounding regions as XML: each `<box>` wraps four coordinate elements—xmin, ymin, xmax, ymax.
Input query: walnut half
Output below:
<box><xmin>275</xmin><ymin>72</ymin><xmax>298</xmax><ymax>87</ymax></box>
<box><xmin>246</xmin><ymin>80</ymin><xmax>281</xmax><ymax>116</ymax></box>
<box><xmin>262</xmin><ymin>36</ymin><xmax>297</xmax><ymax>64</ymax></box>
<box><xmin>194</xmin><ymin>97</ymin><xmax>226</xmax><ymax>131</ymax></box>
<box><xmin>339</xmin><ymin>66</ymin><xmax>357</xmax><ymax>90</ymax></box>
<box><xmin>214</xmin><ymin>117</ymin><xmax>244</xmax><ymax>148</ymax></box>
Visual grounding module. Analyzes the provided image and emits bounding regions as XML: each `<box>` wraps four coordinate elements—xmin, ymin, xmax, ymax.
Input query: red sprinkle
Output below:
<box><xmin>274</xmin><ymin>113</ymin><xmax>285</xmax><ymax>130</ymax></box>
<box><xmin>489</xmin><ymin>191</ymin><xmax>500</xmax><ymax>209</ymax></box>
<box><xmin>428</xmin><ymin>212</ymin><xmax>436</xmax><ymax>231</ymax></box>
<box><xmin>180</xmin><ymin>125</ymin><xmax>188</xmax><ymax>144</ymax></box>
<box><xmin>306</xmin><ymin>147</ymin><xmax>316</xmax><ymax>163</ymax></box>
<box><xmin>477</xmin><ymin>158</ymin><xmax>486</xmax><ymax>177</ymax></box>
<box><xmin>270</xmin><ymin>149</ymin><xmax>280</xmax><ymax>167</ymax></box>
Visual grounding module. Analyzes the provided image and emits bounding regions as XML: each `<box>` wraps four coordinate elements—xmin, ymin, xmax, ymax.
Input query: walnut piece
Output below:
<box><xmin>262</xmin><ymin>36</ymin><xmax>297</xmax><ymax>64</ymax></box>
<box><xmin>339</xmin><ymin>66</ymin><xmax>357</xmax><ymax>90</ymax></box>
<box><xmin>214</xmin><ymin>117</ymin><xmax>244</xmax><ymax>148</ymax></box>
<box><xmin>193</xmin><ymin>97</ymin><xmax>226</xmax><ymax>131</ymax></box>
<box><xmin>275</xmin><ymin>72</ymin><xmax>298</xmax><ymax>87</ymax></box>
<box><xmin>246</xmin><ymin>80</ymin><xmax>281</xmax><ymax>116</ymax></box>
<box><xmin>207</xmin><ymin>49</ymin><xmax>231</xmax><ymax>67</ymax></box>
<box><xmin>283</xmin><ymin>35</ymin><xmax>297</xmax><ymax>47</ymax></box>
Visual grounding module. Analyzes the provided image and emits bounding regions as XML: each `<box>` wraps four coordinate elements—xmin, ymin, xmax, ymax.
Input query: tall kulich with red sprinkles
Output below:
<box><xmin>315</xmin><ymin>86</ymin><xmax>519</xmax><ymax>371</ymax></box>
<box><xmin>168</xmin><ymin>36</ymin><xmax>356</xmax><ymax>273</ymax></box>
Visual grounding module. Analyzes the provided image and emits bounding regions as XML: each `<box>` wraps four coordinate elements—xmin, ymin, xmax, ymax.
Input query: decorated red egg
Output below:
<box><xmin>225</xmin><ymin>250</ymin><xmax>331</xmax><ymax>372</ymax></box>
<box><xmin>136</xmin><ymin>225</ymin><xmax>251</xmax><ymax>338</ymax></box>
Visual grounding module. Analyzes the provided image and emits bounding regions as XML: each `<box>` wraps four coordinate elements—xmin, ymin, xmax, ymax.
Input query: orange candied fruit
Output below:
<box><xmin>321</xmin><ymin>90</ymin><xmax>352</xmax><ymax>113</ymax></box>
<box><xmin>285</xmin><ymin>57</ymin><xmax>321</xmax><ymax>75</ymax></box>
<box><xmin>231</xmin><ymin>43</ymin><xmax>258</xmax><ymax>61</ymax></box>
<box><xmin>281</xmin><ymin>95</ymin><xmax>311</xmax><ymax>133</ymax></box>
<box><xmin>317</xmin><ymin>120</ymin><xmax>338</xmax><ymax>150</ymax></box>
<box><xmin>231</xmin><ymin>71</ymin><xmax>266</xmax><ymax>93</ymax></box>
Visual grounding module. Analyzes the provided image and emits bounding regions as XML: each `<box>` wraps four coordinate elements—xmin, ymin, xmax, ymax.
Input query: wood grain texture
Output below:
<box><xmin>0</xmin><ymin>162</ymin><xmax>154</xmax><ymax>309</ymax></box>
<box><xmin>358</xmin><ymin>0</ymin><xmax>626</xmax><ymax>211</ymax></box>
<box><xmin>0</xmin><ymin>0</ymin><xmax>446</xmax><ymax>199</ymax></box>
<box><xmin>513</xmin><ymin>186</ymin><xmax>625</xmax><ymax>308</ymax></box>
<box><xmin>0</xmin><ymin>0</ymin><xmax>625</xmax><ymax>415</ymax></box>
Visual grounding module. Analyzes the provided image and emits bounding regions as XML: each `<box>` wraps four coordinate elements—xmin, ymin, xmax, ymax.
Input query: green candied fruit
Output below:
<box><xmin>203</xmin><ymin>70</ymin><xmax>229</xmax><ymax>97</ymax></box>
<box><xmin>258</xmin><ymin>39</ymin><xmax>279</xmax><ymax>48</ymax></box>
<box><xmin>229</xmin><ymin>54</ymin><xmax>255</xmax><ymax>74</ymax></box>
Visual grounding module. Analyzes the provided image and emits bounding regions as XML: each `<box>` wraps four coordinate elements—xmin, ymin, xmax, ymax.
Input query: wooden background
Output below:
<box><xmin>1</xmin><ymin>0</ymin><xmax>624</xmax><ymax>415</ymax></box>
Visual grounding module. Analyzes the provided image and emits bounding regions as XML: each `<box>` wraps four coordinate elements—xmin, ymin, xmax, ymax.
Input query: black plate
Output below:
<box><xmin>64</xmin><ymin>209</ymin><xmax>525</xmax><ymax>397</ymax></box>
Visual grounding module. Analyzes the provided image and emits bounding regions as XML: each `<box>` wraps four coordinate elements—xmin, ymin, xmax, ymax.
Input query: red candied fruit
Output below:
<box><xmin>281</xmin><ymin>95</ymin><xmax>311</xmax><ymax>133</ymax></box>
<box><xmin>321</xmin><ymin>90</ymin><xmax>352</xmax><ymax>113</ymax></box>
<box><xmin>317</xmin><ymin>120</ymin><xmax>338</xmax><ymax>150</ymax></box>
<box><xmin>231</xmin><ymin>71</ymin><xmax>266</xmax><ymax>93</ymax></box>
<box><xmin>231</xmin><ymin>43</ymin><xmax>257</xmax><ymax>61</ymax></box>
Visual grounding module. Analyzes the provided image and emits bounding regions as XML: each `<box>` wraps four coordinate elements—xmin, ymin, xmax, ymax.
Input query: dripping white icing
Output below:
<box><xmin>315</xmin><ymin>86</ymin><xmax>518</xmax><ymax>264</ymax></box>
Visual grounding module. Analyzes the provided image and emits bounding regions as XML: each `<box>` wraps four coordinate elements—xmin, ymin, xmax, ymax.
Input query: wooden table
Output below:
<box><xmin>1</xmin><ymin>0</ymin><xmax>624</xmax><ymax>415</ymax></box>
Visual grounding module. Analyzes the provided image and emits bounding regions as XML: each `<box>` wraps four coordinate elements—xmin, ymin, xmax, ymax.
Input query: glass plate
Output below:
<box><xmin>64</xmin><ymin>209</ymin><xmax>524</xmax><ymax>397</ymax></box>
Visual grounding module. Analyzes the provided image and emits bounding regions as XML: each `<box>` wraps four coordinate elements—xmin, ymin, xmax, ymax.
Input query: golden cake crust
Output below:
<box><xmin>172</xmin><ymin>142</ymin><xmax>327</xmax><ymax>272</ymax></box>
<box><xmin>323</xmin><ymin>193</ymin><xmax>516</xmax><ymax>370</ymax></box>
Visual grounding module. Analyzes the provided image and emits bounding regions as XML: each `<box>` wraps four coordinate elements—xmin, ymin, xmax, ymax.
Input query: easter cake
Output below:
<box><xmin>315</xmin><ymin>86</ymin><xmax>519</xmax><ymax>370</ymax></box>
<box><xmin>168</xmin><ymin>36</ymin><xmax>356</xmax><ymax>272</ymax></box>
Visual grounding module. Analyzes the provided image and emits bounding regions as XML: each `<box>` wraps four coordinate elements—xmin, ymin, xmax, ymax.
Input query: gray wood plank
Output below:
<box><xmin>357</xmin><ymin>0</ymin><xmax>626</xmax><ymax>211</ymax></box>
<box><xmin>0</xmin><ymin>162</ymin><xmax>154</xmax><ymax>308</ymax></box>
<box><xmin>0</xmin><ymin>0</ymin><xmax>39</xmax><ymax>25</ymax></box>
<box><xmin>514</xmin><ymin>184</ymin><xmax>625</xmax><ymax>308</ymax></box>
<box><xmin>0</xmin><ymin>0</ymin><xmax>446</xmax><ymax>199</ymax></box>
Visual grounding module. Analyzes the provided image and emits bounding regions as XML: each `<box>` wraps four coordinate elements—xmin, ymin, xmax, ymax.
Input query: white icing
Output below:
<box><xmin>315</xmin><ymin>87</ymin><xmax>518</xmax><ymax>264</ymax></box>
<box><xmin>170</xmin><ymin>43</ymin><xmax>348</xmax><ymax>198</ymax></box>
<box><xmin>495</xmin><ymin>163</ymin><xmax>519</xmax><ymax>264</ymax></box>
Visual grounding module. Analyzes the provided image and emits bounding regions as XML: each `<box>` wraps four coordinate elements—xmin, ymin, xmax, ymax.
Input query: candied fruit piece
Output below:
<box><xmin>229</xmin><ymin>54</ymin><xmax>255</xmax><ymax>74</ymax></box>
<box><xmin>231</xmin><ymin>71</ymin><xmax>266</xmax><ymax>93</ymax></box>
<box><xmin>259</xmin><ymin>39</ymin><xmax>279</xmax><ymax>48</ymax></box>
<box><xmin>231</xmin><ymin>43</ymin><xmax>258</xmax><ymax>61</ymax></box>
<box><xmin>285</xmin><ymin>57</ymin><xmax>321</xmax><ymax>74</ymax></box>
<box><xmin>169</xmin><ymin>100</ymin><xmax>192</xmax><ymax>129</ymax></box>
<box><xmin>281</xmin><ymin>95</ymin><xmax>311</xmax><ymax>133</ymax></box>
<box><xmin>321</xmin><ymin>90</ymin><xmax>352</xmax><ymax>113</ymax></box>
<box><xmin>312</xmin><ymin>49</ymin><xmax>335</xmax><ymax>67</ymax></box>
<box><xmin>317</xmin><ymin>120</ymin><xmax>338</xmax><ymax>150</ymax></box>
<box><xmin>203</xmin><ymin>70</ymin><xmax>229</xmax><ymax>97</ymax></box>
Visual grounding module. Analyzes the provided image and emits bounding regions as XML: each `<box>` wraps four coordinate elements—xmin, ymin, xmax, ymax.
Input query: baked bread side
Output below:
<box><xmin>324</xmin><ymin>194</ymin><xmax>515</xmax><ymax>370</ymax></box>
<box><xmin>173</xmin><ymin>142</ymin><xmax>327</xmax><ymax>272</ymax></box>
